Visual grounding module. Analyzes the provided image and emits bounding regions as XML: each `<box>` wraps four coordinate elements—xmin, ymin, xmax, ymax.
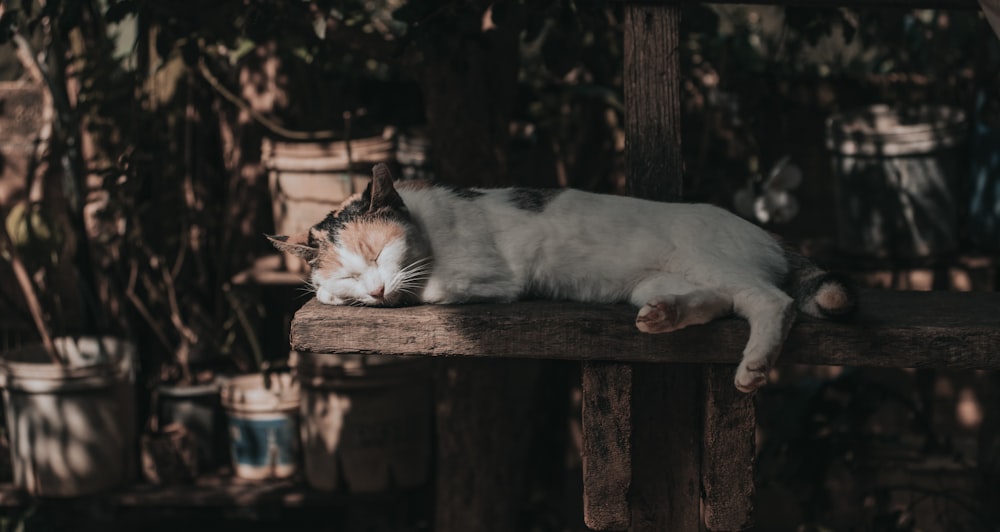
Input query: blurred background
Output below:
<box><xmin>0</xmin><ymin>0</ymin><xmax>999</xmax><ymax>530</ymax></box>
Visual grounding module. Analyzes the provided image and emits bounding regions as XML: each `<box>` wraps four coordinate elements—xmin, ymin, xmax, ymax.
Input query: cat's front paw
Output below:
<box><xmin>734</xmin><ymin>360</ymin><xmax>769</xmax><ymax>393</ymax></box>
<box><xmin>635</xmin><ymin>297</ymin><xmax>681</xmax><ymax>334</ymax></box>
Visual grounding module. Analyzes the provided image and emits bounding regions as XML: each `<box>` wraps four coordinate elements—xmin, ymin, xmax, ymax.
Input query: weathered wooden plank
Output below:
<box><xmin>623</xmin><ymin>5</ymin><xmax>683</xmax><ymax>203</ymax></box>
<box><xmin>622</xmin><ymin>0</ymin><xmax>979</xmax><ymax>8</ymax></box>
<box><xmin>582</xmin><ymin>362</ymin><xmax>632</xmax><ymax>531</ymax></box>
<box><xmin>290</xmin><ymin>290</ymin><xmax>1000</xmax><ymax>370</ymax></box>
<box><xmin>702</xmin><ymin>365</ymin><xmax>755</xmax><ymax>530</ymax></box>
<box><xmin>630</xmin><ymin>363</ymin><xmax>702</xmax><ymax>531</ymax></box>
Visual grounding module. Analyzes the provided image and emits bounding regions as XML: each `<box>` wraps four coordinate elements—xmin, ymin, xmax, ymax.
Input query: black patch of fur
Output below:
<box><xmin>452</xmin><ymin>187</ymin><xmax>484</xmax><ymax>199</ymax></box>
<box><xmin>509</xmin><ymin>188</ymin><xmax>562</xmax><ymax>212</ymax></box>
<box><xmin>315</xmin><ymin>195</ymin><xmax>368</xmax><ymax>241</ymax></box>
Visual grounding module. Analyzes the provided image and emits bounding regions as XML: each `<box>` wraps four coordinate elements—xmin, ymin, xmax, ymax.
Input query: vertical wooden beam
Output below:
<box><xmin>582</xmin><ymin>4</ymin><xmax>704</xmax><ymax>531</ymax></box>
<box><xmin>702</xmin><ymin>365</ymin><xmax>755</xmax><ymax>530</ymax></box>
<box><xmin>585</xmin><ymin>3</ymin><xmax>755</xmax><ymax>530</ymax></box>
<box><xmin>630</xmin><ymin>363</ymin><xmax>702</xmax><ymax>531</ymax></box>
<box><xmin>623</xmin><ymin>4</ymin><xmax>684</xmax><ymax>202</ymax></box>
<box><xmin>582</xmin><ymin>362</ymin><xmax>632</xmax><ymax>530</ymax></box>
<box><xmin>623</xmin><ymin>4</ymin><xmax>703</xmax><ymax>532</ymax></box>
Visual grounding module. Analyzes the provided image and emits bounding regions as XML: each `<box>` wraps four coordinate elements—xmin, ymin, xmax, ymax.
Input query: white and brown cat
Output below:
<box><xmin>270</xmin><ymin>163</ymin><xmax>856</xmax><ymax>392</ymax></box>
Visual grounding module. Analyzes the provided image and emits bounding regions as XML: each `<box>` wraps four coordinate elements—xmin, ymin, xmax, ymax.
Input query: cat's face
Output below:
<box><xmin>269</xmin><ymin>165</ymin><xmax>431</xmax><ymax>307</ymax></box>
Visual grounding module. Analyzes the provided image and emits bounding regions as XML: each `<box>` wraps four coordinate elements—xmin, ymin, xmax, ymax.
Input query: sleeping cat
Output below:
<box><xmin>270</xmin><ymin>163</ymin><xmax>856</xmax><ymax>392</ymax></box>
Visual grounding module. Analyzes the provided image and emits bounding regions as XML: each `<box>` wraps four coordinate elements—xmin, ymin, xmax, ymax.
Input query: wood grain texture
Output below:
<box><xmin>630</xmin><ymin>363</ymin><xmax>702</xmax><ymax>531</ymax></box>
<box><xmin>702</xmin><ymin>365</ymin><xmax>755</xmax><ymax>530</ymax></box>
<box><xmin>623</xmin><ymin>5</ymin><xmax>683</xmax><ymax>202</ymax></box>
<box><xmin>290</xmin><ymin>290</ymin><xmax>1000</xmax><ymax>370</ymax></box>
<box><xmin>622</xmin><ymin>6</ymin><xmax>700</xmax><ymax>530</ymax></box>
<box><xmin>582</xmin><ymin>362</ymin><xmax>632</xmax><ymax>531</ymax></box>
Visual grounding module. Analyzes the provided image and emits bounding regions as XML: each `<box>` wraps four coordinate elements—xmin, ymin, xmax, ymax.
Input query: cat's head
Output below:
<box><xmin>268</xmin><ymin>164</ymin><xmax>431</xmax><ymax>307</ymax></box>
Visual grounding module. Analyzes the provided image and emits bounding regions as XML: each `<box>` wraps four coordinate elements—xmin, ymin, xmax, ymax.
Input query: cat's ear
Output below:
<box><xmin>368</xmin><ymin>163</ymin><xmax>404</xmax><ymax>212</ymax></box>
<box><xmin>267</xmin><ymin>233</ymin><xmax>318</xmax><ymax>261</ymax></box>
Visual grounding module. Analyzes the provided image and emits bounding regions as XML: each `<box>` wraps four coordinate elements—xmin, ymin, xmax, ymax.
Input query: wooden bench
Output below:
<box><xmin>290</xmin><ymin>0</ymin><xmax>993</xmax><ymax>529</ymax></box>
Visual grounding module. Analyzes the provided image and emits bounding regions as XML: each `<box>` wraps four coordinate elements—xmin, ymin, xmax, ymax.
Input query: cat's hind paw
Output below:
<box><xmin>635</xmin><ymin>298</ymin><xmax>681</xmax><ymax>334</ymax></box>
<box><xmin>734</xmin><ymin>361</ymin><xmax>769</xmax><ymax>393</ymax></box>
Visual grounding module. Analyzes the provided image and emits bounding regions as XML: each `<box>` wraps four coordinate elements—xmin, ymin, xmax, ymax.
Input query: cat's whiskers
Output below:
<box><xmin>388</xmin><ymin>258</ymin><xmax>433</xmax><ymax>297</ymax></box>
<box><xmin>295</xmin><ymin>282</ymin><xmax>319</xmax><ymax>300</ymax></box>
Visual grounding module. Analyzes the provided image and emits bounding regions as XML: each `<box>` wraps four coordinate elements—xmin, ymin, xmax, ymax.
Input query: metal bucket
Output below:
<box><xmin>826</xmin><ymin>104</ymin><xmax>967</xmax><ymax>258</ymax></box>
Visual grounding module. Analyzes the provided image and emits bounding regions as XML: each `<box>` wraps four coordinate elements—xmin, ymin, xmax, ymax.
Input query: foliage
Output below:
<box><xmin>757</xmin><ymin>369</ymin><xmax>1000</xmax><ymax>530</ymax></box>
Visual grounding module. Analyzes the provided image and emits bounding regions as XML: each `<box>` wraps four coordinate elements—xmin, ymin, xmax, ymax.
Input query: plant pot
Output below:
<box><xmin>157</xmin><ymin>380</ymin><xmax>227</xmax><ymax>471</ymax></box>
<box><xmin>295</xmin><ymin>352</ymin><xmax>432</xmax><ymax>493</ymax></box>
<box><xmin>0</xmin><ymin>336</ymin><xmax>137</xmax><ymax>497</ymax></box>
<box><xmin>826</xmin><ymin>104</ymin><xmax>967</xmax><ymax>259</ymax></box>
<box><xmin>263</xmin><ymin>132</ymin><xmax>396</xmax><ymax>273</ymax></box>
<box><xmin>219</xmin><ymin>373</ymin><xmax>299</xmax><ymax>480</ymax></box>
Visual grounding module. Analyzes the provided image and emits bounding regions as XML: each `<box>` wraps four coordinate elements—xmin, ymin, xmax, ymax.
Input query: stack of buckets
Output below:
<box><xmin>218</xmin><ymin>354</ymin><xmax>431</xmax><ymax>492</ymax></box>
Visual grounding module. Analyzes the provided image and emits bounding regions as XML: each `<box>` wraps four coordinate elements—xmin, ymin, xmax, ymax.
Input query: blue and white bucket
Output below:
<box><xmin>220</xmin><ymin>373</ymin><xmax>299</xmax><ymax>480</ymax></box>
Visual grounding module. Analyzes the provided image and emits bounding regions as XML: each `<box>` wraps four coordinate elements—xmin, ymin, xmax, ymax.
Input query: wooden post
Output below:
<box><xmin>583</xmin><ymin>3</ymin><xmax>755</xmax><ymax>531</ymax></box>
<box><xmin>702</xmin><ymin>366</ymin><xmax>755</xmax><ymax>530</ymax></box>
<box><xmin>625</xmin><ymin>5</ymin><xmax>705</xmax><ymax>532</ymax></box>
<box><xmin>582</xmin><ymin>362</ymin><xmax>632</xmax><ymax>530</ymax></box>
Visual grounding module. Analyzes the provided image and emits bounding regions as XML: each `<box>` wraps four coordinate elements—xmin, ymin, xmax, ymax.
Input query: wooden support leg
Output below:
<box><xmin>582</xmin><ymin>363</ymin><xmax>756</xmax><ymax>532</ymax></box>
<box><xmin>582</xmin><ymin>362</ymin><xmax>632</xmax><ymax>530</ymax></box>
<box><xmin>702</xmin><ymin>365</ymin><xmax>756</xmax><ymax>531</ymax></box>
<box><xmin>631</xmin><ymin>363</ymin><xmax>702</xmax><ymax>531</ymax></box>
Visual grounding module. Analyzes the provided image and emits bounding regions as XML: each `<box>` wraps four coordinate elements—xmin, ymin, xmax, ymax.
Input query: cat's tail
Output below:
<box><xmin>785</xmin><ymin>251</ymin><xmax>859</xmax><ymax>320</ymax></box>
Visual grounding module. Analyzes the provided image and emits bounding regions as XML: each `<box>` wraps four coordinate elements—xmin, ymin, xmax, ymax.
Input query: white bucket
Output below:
<box><xmin>826</xmin><ymin>105</ymin><xmax>967</xmax><ymax>258</ymax></box>
<box><xmin>262</xmin><ymin>134</ymin><xmax>396</xmax><ymax>272</ymax></box>
<box><xmin>0</xmin><ymin>336</ymin><xmax>137</xmax><ymax>497</ymax></box>
<box><xmin>219</xmin><ymin>373</ymin><xmax>299</xmax><ymax>480</ymax></box>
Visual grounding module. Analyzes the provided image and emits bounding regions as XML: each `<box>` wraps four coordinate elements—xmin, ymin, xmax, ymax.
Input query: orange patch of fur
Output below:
<box><xmin>338</xmin><ymin>219</ymin><xmax>406</xmax><ymax>262</ymax></box>
<box><xmin>306</xmin><ymin>228</ymin><xmax>341</xmax><ymax>270</ymax></box>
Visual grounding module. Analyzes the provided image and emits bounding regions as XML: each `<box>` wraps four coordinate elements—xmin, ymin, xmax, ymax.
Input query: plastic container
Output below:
<box><xmin>220</xmin><ymin>373</ymin><xmax>299</xmax><ymax>480</ymax></box>
<box><xmin>0</xmin><ymin>336</ymin><xmax>137</xmax><ymax>497</ymax></box>
<box><xmin>295</xmin><ymin>352</ymin><xmax>432</xmax><ymax>493</ymax></box>
<box><xmin>826</xmin><ymin>104</ymin><xmax>967</xmax><ymax>258</ymax></box>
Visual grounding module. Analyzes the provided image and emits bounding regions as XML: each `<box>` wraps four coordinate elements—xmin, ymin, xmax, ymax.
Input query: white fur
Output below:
<box><xmin>315</xmin><ymin>187</ymin><xmax>803</xmax><ymax>392</ymax></box>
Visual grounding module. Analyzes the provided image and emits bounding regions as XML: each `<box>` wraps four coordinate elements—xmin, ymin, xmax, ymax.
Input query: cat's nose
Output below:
<box><xmin>369</xmin><ymin>285</ymin><xmax>385</xmax><ymax>299</ymax></box>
